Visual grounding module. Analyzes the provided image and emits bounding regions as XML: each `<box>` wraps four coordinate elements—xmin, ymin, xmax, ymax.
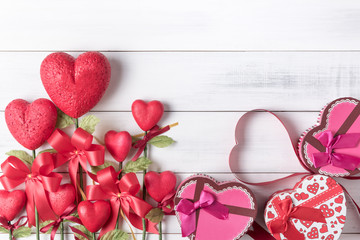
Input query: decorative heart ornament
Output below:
<box><xmin>132</xmin><ymin>100</ymin><xmax>164</xmax><ymax>131</ymax></box>
<box><xmin>264</xmin><ymin>175</ymin><xmax>346</xmax><ymax>240</ymax></box>
<box><xmin>48</xmin><ymin>184</ymin><xmax>76</xmax><ymax>216</ymax></box>
<box><xmin>145</xmin><ymin>171</ymin><xmax>176</xmax><ymax>203</ymax></box>
<box><xmin>40</xmin><ymin>52</ymin><xmax>111</xmax><ymax>118</ymax></box>
<box><xmin>174</xmin><ymin>175</ymin><xmax>257</xmax><ymax>240</ymax></box>
<box><xmin>105</xmin><ymin>130</ymin><xmax>132</xmax><ymax>162</ymax></box>
<box><xmin>78</xmin><ymin>200</ymin><xmax>111</xmax><ymax>233</ymax></box>
<box><xmin>5</xmin><ymin>98</ymin><xmax>57</xmax><ymax>150</ymax></box>
<box><xmin>0</xmin><ymin>190</ymin><xmax>26</xmax><ymax>221</ymax></box>
<box><xmin>299</xmin><ymin>97</ymin><xmax>360</xmax><ymax>176</ymax></box>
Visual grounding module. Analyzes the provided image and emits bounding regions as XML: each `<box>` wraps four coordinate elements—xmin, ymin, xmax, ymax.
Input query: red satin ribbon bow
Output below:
<box><xmin>47</xmin><ymin>128</ymin><xmax>105</xmax><ymax>197</ymax></box>
<box><xmin>41</xmin><ymin>204</ymin><xmax>81</xmax><ymax>240</ymax></box>
<box><xmin>87</xmin><ymin>166</ymin><xmax>157</xmax><ymax>237</ymax></box>
<box><xmin>176</xmin><ymin>190</ymin><xmax>229</xmax><ymax>237</ymax></box>
<box><xmin>0</xmin><ymin>153</ymin><xmax>62</xmax><ymax>227</ymax></box>
<box><xmin>269</xmin><ymin>198</ymin><xmax>326</xmax><ymax>240</ymax></box>
<box><xmin>312</xmin><ymin>130</ymin><xmax>360</xmax><ymax>170</ymax></box>
<box><xmin>131</xmin><ymin>125</ymin><xmax>170</xmax><ymax>161</ymax></box>
<box><xmin>0</xmin><ymin>216</ymin><xmax>28</xmax><ymax>240</ymax></box>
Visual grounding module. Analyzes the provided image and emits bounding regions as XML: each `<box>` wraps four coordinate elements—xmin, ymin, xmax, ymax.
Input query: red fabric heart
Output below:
<box><xmin>131</xmin><ymin>100</ymin><xmax>164</xmax><ymax>131</ymax></box>
<box><xmin>48</xmin><ymin>184</ymin><xmax>76</xmax><ymax>216</ymax></box>
<box><xmin>78</xmin><ymin>200</ymin><xmax>111</xmax><ymax>233</ymax></box>
<box><xmin>145</xmin><ymin>171</ymin><xmax>176</xmax><ymax>203</ymax></box>
<box><xmin>0</xmin><ymin>190</ymin><xmax>26</xmax><ymax>222</ymax></box>
<box><xmin>40</xmin><ymin>52</ymin><xmax>111</xmax><ymax>118</ymax></box>
<box><xmin>105</xmin><ymin>130</ymin><xmax>132</xmax><ymax>162</ymax></box>
<box><xmin>5</xmin><ymin>98</ymin><xmax>57</xmax><ymax>150</ymax></box>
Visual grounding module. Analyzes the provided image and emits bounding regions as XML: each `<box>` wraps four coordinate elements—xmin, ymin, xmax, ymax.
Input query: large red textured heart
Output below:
<box><xmin>78</xmin><ymin>200</ymin><xmax>111</xmax><ymax>233</ymax></box>
<box><xmin>145</xmin><ymin>171</ymin><xmax>176</xmax><ymax>203</ymax></box>
<box><xmin>105</xmin><ymin>130</ymin><xmax>132</xmax><ymax>162</ymax></box>
<box><xmin>48</xmin><ymin>184</ymin><xmax>76</xmax><ymax>216</ymax></box>
<box><xmin>0</xmin><ymin>190</ymin><xmax>26</xmax><ymax>221</ymax></box>
<box><xmin>5</xmin><ymin>98</ymin><xmax>57</xmax><ymax>150</ymax></box>
<box><xmin>132</xmin><ymin>100</ymin><xmax>164</xmax><ymax>131</ymax></box>
<box><xmin>40</xmin><ymin>52</ymin><xmax>111</xmax><ymax>118</ymax></box>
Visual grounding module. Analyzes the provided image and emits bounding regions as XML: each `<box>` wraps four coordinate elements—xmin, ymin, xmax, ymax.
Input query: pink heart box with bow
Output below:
<box><xmin>264</xmin><ymin>175</ymin><xmax>346</xmax><ymax>240</ymax></box>
<box><xmin>299</xmin><ymin>97</ymin><xmax>360</xmax><ymax>176</ymax></box>
<box><xmin>174</xmin><ymin>175</ymin><xmax>257</xmax><ymax>240</ymax></box>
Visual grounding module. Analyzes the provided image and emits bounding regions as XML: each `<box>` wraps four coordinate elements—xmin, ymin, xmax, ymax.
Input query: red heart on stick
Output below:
<box><xmin>131</xmin><ymin>100</ymin><xmax>164</xmax><ymax>131</ymax></box>
<box><xmin>105</xmin><ymin>130</ymin><xmax>132</xmax><ymax>162</ymax></box>
<box><xmin>48</xmin><ymin>184</ymin><xmax>76</xmax><ymax>216</ymax></box>
<box><xmin>5</xmin><ymin>98</ymin><xmax>57</xmax><ymax>150</ymax></box>
<box><xmin>145</xmin><ymin>171</ymin><xmax>176</xmax><ymax>203</ymax></box>
<box><xmin>78</xmin><ymin>200</ymin><xmax>111</xmax><ymax>233</ymax></box>
<box><xmin>40</xmin><ymin>52</ymin><xmax>111</xmax><ymax>118</ymax></box>
<box><xmin>0</xmin><ymin>190</ymin><xmax>26</xmax><ymax>221</ymax></box>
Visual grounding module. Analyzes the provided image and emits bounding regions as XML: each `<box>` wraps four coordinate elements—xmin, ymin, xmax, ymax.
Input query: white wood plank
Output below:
<box><xmin>1</xmin><ymin>52</ymin><xmax>360</xmax><ymax>111</ymax></box>
<box><xmin>1</xmin><ymin>1</ymin><xmax>360</xmax><ymax>51</ymax></box>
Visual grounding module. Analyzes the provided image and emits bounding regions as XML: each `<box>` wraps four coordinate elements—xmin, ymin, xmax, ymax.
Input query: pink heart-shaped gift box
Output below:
<box><xmin>264</xmin><ymin>175</ymin><xmax>346</xmax><ymax>240</ymax></box>
<box><xmin>299</xmin><ymin>97</ymin><xmax>360</xmax><ymax>176</ymax></box>
<box><xmin>174</xmin><ymin>175</ymin><xmax>257</xmax><ymax>240</ymax></box>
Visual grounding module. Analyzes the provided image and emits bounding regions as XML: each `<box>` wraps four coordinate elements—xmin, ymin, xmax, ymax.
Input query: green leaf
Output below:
<box><xmin>72</xmin><ymin>225</ymin><xmax>92</xmax><ymax>240</ymax></box>
<box><xmin>0</xmin><ymin>226</ymin><xmax>9</xmax><ymax>233</ymax></box>
<box><xmin>56</xmin><ymin>108</ymin><xmax>74</xmax><ymax>129</ymax></box>
<box><xmin>101</xmin><ymin>229</ymin><xmax>129</xmax><ymax>240</ymax></box>
<box><xmin>13</xmin><ymin>226</ymin><xmax>32</xmax><ymax>238</ymax></box>
<box><xmin>145</xmin><ymin>208</ymin><xmax>164</xmax><ymax>223</ymax></box>
<box><xmin>79</xmin><ymin>115</ymin><xmax>100</xmax><ymax>134</ymax></box>
<box><xmin>91</xmin><ymin>160</ymin><xmax>118</xmax><ymax>174</ymax></box>
<box><xmin>6</xmin><ymin>150</ymin><xmax>33</xmax><ymax>165</ymax></box>
<box><xmin>39</xmin><ymin>220</ymin><xmax>54</xmax><ymax>234</ymax></box>
<box><xmin>148</xmin><ymin>135</ymin><xmax>174</xmax><ymax>148</ymax></box>
<box><xmin>38</xmin><ymin>148</ymin><xmax>57</xmax><ymax>155</ymax></box>
<box><xmin>131</xmin><ymin>136</ymin><xmax>141</xmax><ymax>144</ymax></box>
<box><xmin>123</xmin><ymin>157</ymin><xmax>152</xmax><ymax>173</ymax></box>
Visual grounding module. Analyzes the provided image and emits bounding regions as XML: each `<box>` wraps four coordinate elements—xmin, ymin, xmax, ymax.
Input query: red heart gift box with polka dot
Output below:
<box><xmin>264</xmin><ymin>174</ymin><xmax>346</xmax><ymax>240</ymax></box>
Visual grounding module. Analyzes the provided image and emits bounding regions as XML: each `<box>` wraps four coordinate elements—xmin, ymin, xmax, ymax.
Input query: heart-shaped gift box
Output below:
<box><xmin>174</xmin><ymin>175</ymin><xmax>257</xmax><ymax>240</ymax></box>
<box><xmin>264</xmin><ymin>175</ymin><xmax>346</xmax><ymax>240</ymax></box>
<box><xmin>299</xmin><ymin>97</ymin><xmax>360</xmax><ymax>177</ymax></box>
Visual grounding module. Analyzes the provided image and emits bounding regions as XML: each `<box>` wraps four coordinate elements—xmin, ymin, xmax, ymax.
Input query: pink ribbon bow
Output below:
<box><xmin>0</xmin><ymin>153</ymin><xmax>62</xmax><ymax>227</ymax></box>
<box><xmin>87</xmin><ymin>166</ymin><xmax>157</xmax><ymax>237</ymax></box>
<box><xmin>176</xmin><ymin>190</ymin><xmax>229</xmax><ymax>237</ymax></box>
<box><xmin>47</xmin><ymin>128</ymin><xmax>105</xmax><ymax>199</ymax></box>
<box><xmin>132</xmin><ymin>125</ymin><xmax>170</xmax><ymax>161</ymax></box>
<box><xmin>312</xmin><ymin>130</ymin><xmax>360</xmax><ymax>170</ymax></box>
<box><xmin>0</xmin><ymin>216</ymin><xmax>28</xmax><ymax>240</ymax></box>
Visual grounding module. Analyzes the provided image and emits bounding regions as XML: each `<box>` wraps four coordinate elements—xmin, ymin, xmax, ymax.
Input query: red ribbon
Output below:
<box><xmin>312</xmin><ymin>130</ymin><xmax>360</xmax><ymax>170</ymax></box>
<box><xmin>87</xmin><ymin>166</ymin><xmax>157</xmax><ymax>237</ymax></box>
<box><xmin>0</xmin><ymin>153</ymin><xmax>62</xmax><ymax>227</ymax></box>
<box><xmin>0</xmin><ymin>216</ymin><xmax>28</xmax><ymax>240</ymax></box>
<box><xmin>47</xmin><ymin>128</ymin><xmax>105</xmax><ymax>198</ymax></box>
<box><xmin>132</xmin><ymin>125</ymin><xmax>170</xmax><ymax>161</ymax></box>
<box><xmin>157</xmin><ymin>191</ymin><xmax>176</xmax><ymax>214</ymax></box>
<box><xmin>176</xmin><ymin>190</ymin><xmax>229</xmax><ymax>237</ymax></box>
<box><xmin>268</xmin><ymin>197</ymin><xmax>326</xmax><ymax>240</ymax></box>
<box><xmin>41</xmin><ymin>204</ymin><xmax>81</xmax><ymax>240</ymax></box>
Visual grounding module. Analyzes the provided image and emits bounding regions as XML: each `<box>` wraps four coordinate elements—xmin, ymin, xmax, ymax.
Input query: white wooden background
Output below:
<box><xmin>1</xmin><ymin>0</ymin><xmax>360</xmax><ymax>239</ymax></box>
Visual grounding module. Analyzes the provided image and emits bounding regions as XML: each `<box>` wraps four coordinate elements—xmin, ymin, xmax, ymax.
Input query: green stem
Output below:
<box><xmin>75</xmin><ymin>118</ymin><xmax>79</xmax><ymax>128</ymax></box>
<box><xmin>8</xmin><ymin>222</ymin><xmax>11</xmax><ymax>240</ymax></box>
<box><xmin>142</xmin><ymin>133</ymin><xmax>148</xmax><ymax>240</ymax></box>
<box><xmin>35</xmin><ymin>206</ymin><xmax>40</xmax><ymax>240</ymax></box>
<box><xmin>92</xmin><ymin>232</ymin><xmax>96</xmax><ymax>240</ymax></box>
<box><xmin>60</xmin><ymin>221</ymin><xmax>64</xmax><ymax>240</ymax></box>
<box><xmin>159</xmin><ymin>221</ymin><xmax>162</xmax><ymax>240</ymax></box>
<box><xmin>75</xmin><ymin>118</ymin><xmax>85</xmax><ymax>200</ymax></box>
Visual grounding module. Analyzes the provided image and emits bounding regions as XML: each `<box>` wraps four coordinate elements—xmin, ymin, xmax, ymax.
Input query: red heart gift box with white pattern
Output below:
<box><xmin>264</xmin><ymin>175</ymin><xmax>346</xmax><ymax>240</ymax></box>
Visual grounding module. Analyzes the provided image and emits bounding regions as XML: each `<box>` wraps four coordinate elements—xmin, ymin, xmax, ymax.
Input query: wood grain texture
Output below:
<box><xmin>1</xmin><ymin>1</ymin><xmax>360</xmax><ymax>51</ymax></box>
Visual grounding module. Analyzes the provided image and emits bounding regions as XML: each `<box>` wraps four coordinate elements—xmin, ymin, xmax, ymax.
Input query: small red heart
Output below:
<box><xmin>334</xmin><ymin>195</ymin><xmax>343</xmax><ymax>204</ymax></box>
<box><xmin>335</xmin><ymin>206</ymin><xmax>342</xmax><ymax>213</ymax></box>
<box><xmin>300</xmin><ymin>220</ymin><xmax>313</xmax><ymax>228</ymax></box>
<box><xmin>307</xmin><ymin>183</ymin><xmax>319</xmax><ymax>194</ymax></box>
<box><xmin>0</xmin><ymin>190</ymin><xmax>26</xmax><ymax>221</ymax></box>
<box><xmin>131</xmin><ymin>100</ymin><xmax>164</xmax><ymax>131</ymax></box>
<box><xmin>48</xmin><ymin>184</ymin><xmax>76</xmax><ymax>216</ymax></box>
<box><xmin>267</xmin><ymin>211</ymin><xmax>275</xmax><ymax>219</ymax></box>
<box><xmin>320</xmin><ymin>204</ymin><xmax>335</xmax><ymax>218</ymax></box>
<box><xmin>40</xmin><ymin>52</ymin><xmax>111</xmax><ymax>118</ymax></box>
<box><xmin>330</xmin><ymin>203</ymin><xmax>334</xmax><ymax>206</ymax></box>
<box><xmin>320</xmin><ymin>224</ymin><xmax>328</xmax><ymax>233</ymax></box>
<box><xmin>78</xmin><ymin>200</ymin><xmax>111</xmax><ymax>233</ymax></box>
<box><xmin>300</xmin><ymin>192</ymin><xmax>309</xmax><ymax>200</ymax></box>
<box><xmin>5</xmin><ymin>99</ymin><xmax>57</xmax><ymax>150</ymax></box>
<box><xmin>325</xmin><ymin>234</ymin><xmax>334</xmax><ymax>240</ymax></box>
<box><xmin>145</xmin><ymin>171</ymin><xmax>176</xmax><ymax>203</ymax></box>
<box><xmin>105</xmin><ymin>131</ymin><xmax>132</xmax><ymax>162</ymax></box>
<box><xmin>307</xmin><ymin>227</ymin><xmax>319</xmax><ymax>239</ymax></box>
<box><xmin>294</xmin><ymin>193</ymin><xmax>302</xmax><ymax>201</ymax></box>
